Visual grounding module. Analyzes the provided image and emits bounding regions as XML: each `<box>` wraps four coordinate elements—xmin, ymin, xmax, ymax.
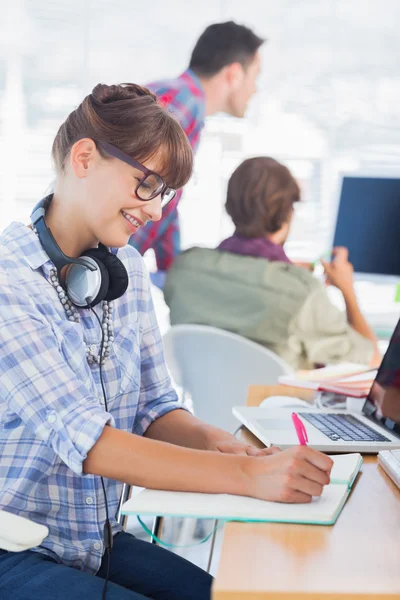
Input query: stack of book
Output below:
<box><xmin>278</xmin><ymin>363</ymin><xmax>376</xmax><ymax>398</ymax></box>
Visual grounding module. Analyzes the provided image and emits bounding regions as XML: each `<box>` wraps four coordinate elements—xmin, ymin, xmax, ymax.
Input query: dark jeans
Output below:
<box><xmin>0</xmin><ymin>531</ymin><xmax>213</xmax><ymax>599</ymax></box>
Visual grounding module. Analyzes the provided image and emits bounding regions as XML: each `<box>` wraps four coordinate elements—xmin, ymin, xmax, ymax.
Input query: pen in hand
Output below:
<box><xmin>291</xmin><ymin>413</ymin><xmax>332</xmax><ymax>482</ymax></box>
<box><xmin>291</xmin><ymin>412</ymin><xmax>308</xmax><ymax>446</ymax></box>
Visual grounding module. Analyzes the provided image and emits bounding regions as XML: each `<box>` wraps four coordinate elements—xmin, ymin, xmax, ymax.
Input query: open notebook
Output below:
<box><xmin>122</xmin><ymin>453</ymin><xmax>362</xmax><ymax>526</ymax></box>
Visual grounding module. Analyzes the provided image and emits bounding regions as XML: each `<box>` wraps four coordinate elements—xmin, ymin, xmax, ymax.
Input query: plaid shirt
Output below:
<box><xmin>0</xmin><ymin>222</ymin><xmax>182</xmax><ymax>573</ymax></box>
<box><xmin>129</xmin><ymin>69</ymin><xmax>205</xmax><ymax>270</ymax></box>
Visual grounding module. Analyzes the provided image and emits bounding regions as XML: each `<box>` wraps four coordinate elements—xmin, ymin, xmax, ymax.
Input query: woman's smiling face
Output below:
<box><xmin>70</xmin><ymin>138</ymin><xmax>165</xmax><ymax>249</ymax></box>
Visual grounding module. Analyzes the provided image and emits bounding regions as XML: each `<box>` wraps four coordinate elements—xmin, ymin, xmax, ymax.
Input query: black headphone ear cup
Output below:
<box><xmin>80</xmin><ymin>251</ymin><xmax>110</xmax><ymax>306</ymax></box>
<box><xmin>83</xmin><ymin>246</ymin><xmax>129</xmax><ymax>302</ymax></box>
<box><xmin>100</xmin><ymin>252</ymin><xmax>129</xmax><ymax>301</ymax></box>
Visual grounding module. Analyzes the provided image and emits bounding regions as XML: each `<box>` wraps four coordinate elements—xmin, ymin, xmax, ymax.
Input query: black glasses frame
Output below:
<box><xmin>97</xmin><ymin>140</ymin><xmax>176</xmax><ymax>207</ymax></box>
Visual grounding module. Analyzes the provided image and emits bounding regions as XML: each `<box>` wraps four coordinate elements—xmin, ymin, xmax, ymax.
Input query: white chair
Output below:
<box><xmin>0</xmin><ymin>509</ymin><xmax>49</xmax><ymax>552</ymax></box>
<box><xmin>163</xmin><ymin>324</ymin><xmax>293</xmax><ymax>433</ymax></box>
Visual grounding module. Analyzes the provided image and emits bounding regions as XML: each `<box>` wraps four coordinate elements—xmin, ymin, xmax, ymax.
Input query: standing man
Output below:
<box><xmin>130</xmin><ymin>21</ymin><xmax>264</xmax><ymax>273</ymax></box>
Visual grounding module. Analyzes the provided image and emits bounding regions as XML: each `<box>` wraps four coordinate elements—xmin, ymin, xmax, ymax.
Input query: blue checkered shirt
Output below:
<box><xmin>0</xmin><ymin>222</ymin><xmax>182</xmax><ymax>573</ymax></box>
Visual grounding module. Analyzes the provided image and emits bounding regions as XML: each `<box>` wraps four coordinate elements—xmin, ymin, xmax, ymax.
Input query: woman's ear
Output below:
<box><xmin>69</xmin><ymin>138</ymin><xmax>97</xmax><ymax>178</ymax></box>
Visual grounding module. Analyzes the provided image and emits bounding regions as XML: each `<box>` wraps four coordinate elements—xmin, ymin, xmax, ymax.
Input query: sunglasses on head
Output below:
<box><xmin>97</xmin><ymin>141</ymin><xmax>177</xmax><ymax>208</ymax></box>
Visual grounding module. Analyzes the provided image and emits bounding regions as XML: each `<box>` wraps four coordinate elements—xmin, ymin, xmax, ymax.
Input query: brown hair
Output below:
<box><xmin>225</xmin><ymin>157</ymin><xmax>300</xmax><ymax>237</ymax></box>
<box><xmin>52</xmin><ymin>83</ymin><xmax>193</xmax><ymax>190</ymax></box>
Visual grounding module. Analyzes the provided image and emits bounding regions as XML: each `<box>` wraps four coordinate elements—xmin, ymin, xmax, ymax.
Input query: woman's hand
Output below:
<box><xmin>244</xmin><ymin>445</ymin><xmax>333</xmax><ymax>503</ymax></box>
<box><xmin>208</xmin><ymin>439</ymin><xmax>281</xmax><ymax>457</ymax></box>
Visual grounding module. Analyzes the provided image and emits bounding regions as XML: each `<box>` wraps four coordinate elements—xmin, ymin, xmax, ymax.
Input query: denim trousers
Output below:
<box><xmin>0</xmin><ymin>531</ymin><xmax>213</xmax><ymax>599</ymax></box>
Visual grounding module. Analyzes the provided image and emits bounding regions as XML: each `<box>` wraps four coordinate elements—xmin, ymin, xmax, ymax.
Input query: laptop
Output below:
<box><xmin>233</xmin><ymin>318</ymin><xmax>400</xmax><ymax>453</ymax></box>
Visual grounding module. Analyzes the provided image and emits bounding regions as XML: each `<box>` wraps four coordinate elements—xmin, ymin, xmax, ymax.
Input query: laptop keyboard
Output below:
<box><xmin>299</xmin><ymin>413</ymin><xmax>391</xmax><ymax>442</ymax></box>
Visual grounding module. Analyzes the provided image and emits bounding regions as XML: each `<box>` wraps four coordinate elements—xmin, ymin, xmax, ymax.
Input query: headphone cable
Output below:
<box><xmin>89</xmin><ymin>303</ymin><xmax>112</xmax><ymax>600</ymax></box>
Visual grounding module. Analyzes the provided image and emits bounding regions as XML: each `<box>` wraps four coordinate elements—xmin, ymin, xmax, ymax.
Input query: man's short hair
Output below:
<box><xmin>226</xmin><ymin>157</ymin><xmax>300</xmax><ymax>238</ymax></box>
<box><xmin>189</xmin><ymin>21</ymin><xmax>265</xmax><ymax>77</ymax></box>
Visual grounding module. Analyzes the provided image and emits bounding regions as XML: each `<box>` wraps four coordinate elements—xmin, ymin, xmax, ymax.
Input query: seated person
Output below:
<box><xmin>0</xmin><ymin>88</ymin><xmax>333</xmax><ymax>600</ymax></box>
<box><xmin>164</xmin><ymin>156</ymin><xmax>380</xmax><ymax>369</ymax></box>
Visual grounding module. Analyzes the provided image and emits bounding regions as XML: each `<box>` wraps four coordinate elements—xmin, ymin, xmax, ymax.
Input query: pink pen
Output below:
<box><xmin>291</xmin><ymin>412</ymin><xmax>309</xmax><ymax>446</ymax></box>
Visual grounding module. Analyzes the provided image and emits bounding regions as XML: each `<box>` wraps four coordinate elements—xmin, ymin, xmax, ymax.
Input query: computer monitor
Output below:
<box><xmin>333</xmin><ymin>176</ymin><xmax>400</xmax><ymax>280</ymax></box>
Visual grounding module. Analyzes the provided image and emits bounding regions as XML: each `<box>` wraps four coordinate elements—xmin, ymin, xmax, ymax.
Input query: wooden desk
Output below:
<box><xmin>212</xmin><ymin>385</ymin><xmax>400</xmax><ymax>600</ymax></box>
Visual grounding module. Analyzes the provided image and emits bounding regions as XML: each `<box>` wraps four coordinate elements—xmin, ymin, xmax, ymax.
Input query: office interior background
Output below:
<box><xmin>1</xmin><ymin>0</ymin><xmax>400</xmax><ymax>256</ymax></box>
<box><xmin>2</xmin><ymin>0</ymin><xmax>399</xmax><ymax>338</ymax></box>
<box><xmin>1</xmin><ymin>0</ymin><xmax>400</xmax><ymax>573</ymax></box>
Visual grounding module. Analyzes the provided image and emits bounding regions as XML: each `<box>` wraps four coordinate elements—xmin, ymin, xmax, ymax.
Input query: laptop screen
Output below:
<box><xmin>363</xmin><ymin>318</ymin><xmax>400</xmax><ymax>437</ymax></box>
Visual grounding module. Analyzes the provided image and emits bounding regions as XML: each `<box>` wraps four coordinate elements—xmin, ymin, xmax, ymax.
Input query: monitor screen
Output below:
<box><xmin>363</xmin><ymin>319</ymin><xmax>400</xmax><ymax>437</ymax></box>
<box><xmin>333</xmin><ymin>176</ymin><xmax>400</xmax><ymax>276</ymax></box>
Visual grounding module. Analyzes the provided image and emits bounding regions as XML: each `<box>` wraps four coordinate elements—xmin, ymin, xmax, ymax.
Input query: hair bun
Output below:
<box><xmin>91</xmin><ymin>83</ymin><xmax>157</xmax><ymax>105</ymax></box>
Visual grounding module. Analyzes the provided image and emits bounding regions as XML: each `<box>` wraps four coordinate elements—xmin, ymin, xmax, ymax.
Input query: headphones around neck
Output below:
<box><xmin>31</xmin><ymin>195</ymin><xmax>129</xmax><ymax>308</ymax></box>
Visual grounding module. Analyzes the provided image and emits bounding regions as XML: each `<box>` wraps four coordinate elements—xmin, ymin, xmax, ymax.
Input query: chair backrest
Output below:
<box><xmin>163</xmin><ymin>324</ymin><xmax>293</xmax><ymax>433</ymax></box>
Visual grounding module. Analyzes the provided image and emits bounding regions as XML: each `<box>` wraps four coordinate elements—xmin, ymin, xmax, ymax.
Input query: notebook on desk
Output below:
<box><xmin>121</xmin><ymin>454</ymin><xmax>362</xmax><ymax>526</ymax></box>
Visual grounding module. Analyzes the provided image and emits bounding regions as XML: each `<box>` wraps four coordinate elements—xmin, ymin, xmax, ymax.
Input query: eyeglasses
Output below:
<box><xmin>97</xmin><ymin>141</ymin><xmax>177</xmax><ymax>208</ymax></box>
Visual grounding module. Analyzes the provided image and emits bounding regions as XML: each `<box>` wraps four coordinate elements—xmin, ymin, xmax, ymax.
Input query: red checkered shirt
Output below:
<box><xmin>129</xmin><ymin>69</ymin><xmax>205</xmax><ymax>270</ymax></box>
